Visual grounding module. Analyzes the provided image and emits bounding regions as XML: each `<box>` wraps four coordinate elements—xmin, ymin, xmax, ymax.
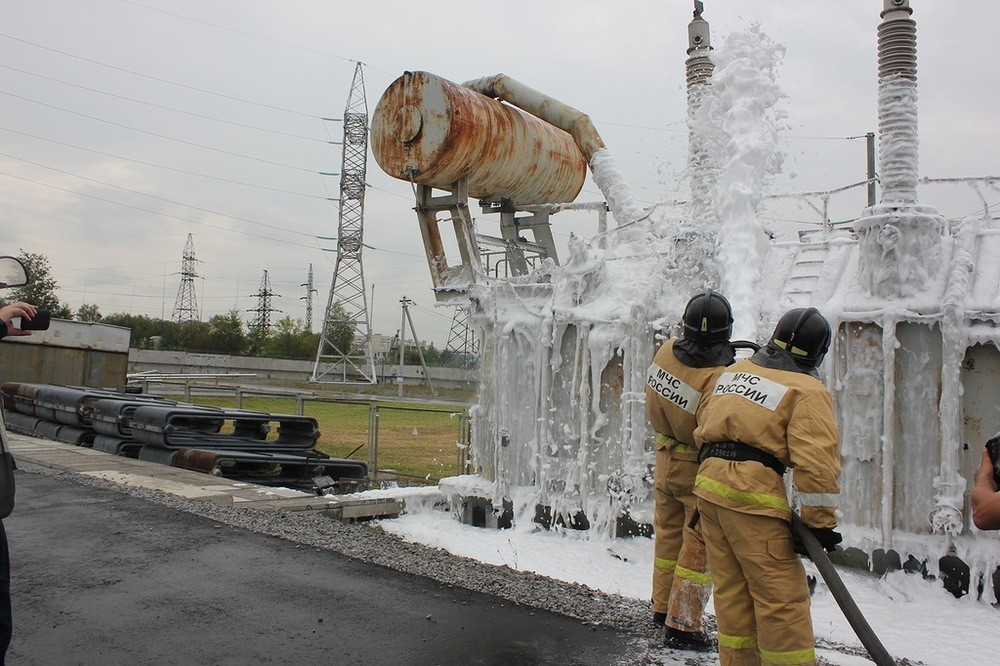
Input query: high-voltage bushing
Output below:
<box><xmin>685</xmin><ymin>0</ymin><xmax>713</xmax><ymax>88</ymax></box>
<box><xmin>878</xmin><ymin>0</ymin><xmax>916</xmax><ymax>82</ymax></box>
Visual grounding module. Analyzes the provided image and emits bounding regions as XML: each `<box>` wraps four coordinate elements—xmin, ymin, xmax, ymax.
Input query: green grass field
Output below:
<box><xmin>163</xmin><ymin>395</ymin><xmax>468</xmax><ymax>483</ymax></box>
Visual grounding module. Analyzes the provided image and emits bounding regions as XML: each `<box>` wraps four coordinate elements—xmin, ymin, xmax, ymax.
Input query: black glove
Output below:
<box><xmin>791</xmin><ymin>525</ymin><xmax>842</xmax><ymax>558</ymax></box>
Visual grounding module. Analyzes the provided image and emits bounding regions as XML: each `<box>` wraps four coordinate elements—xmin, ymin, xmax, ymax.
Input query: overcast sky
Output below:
<box><xmin>2</xmin><ymin>0</ymin><xmax>998</xmax><ymax>348</ymax></box>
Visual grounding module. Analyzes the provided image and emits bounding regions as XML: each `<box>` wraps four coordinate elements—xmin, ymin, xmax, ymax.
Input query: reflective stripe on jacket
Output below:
<box><xmin>645</xmin><ymin>339</ymin><xmax>726</xmax><ymax>461</ymax></box>
<box><xmin>692</xmin><ymin>357</ymin><xmax>841</xmax><ymax>527</ymax></box>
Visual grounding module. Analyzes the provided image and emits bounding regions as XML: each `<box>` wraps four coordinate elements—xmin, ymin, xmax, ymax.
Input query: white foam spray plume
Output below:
<box><xmin>465</xmin><ymin>25</ymin><xmax>789</xmax><ymax>538</ymax></box>
<box><xmin>701</xmin><ymin>27</ymin><xmax>786</xmax><ymax>341</ymax></box>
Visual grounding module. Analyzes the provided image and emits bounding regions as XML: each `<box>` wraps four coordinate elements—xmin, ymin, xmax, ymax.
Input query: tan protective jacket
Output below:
<box><xmin>693</xmin><ymin>357</ymin><xmax>841</xmax><ymax>528</ymax></box>
<box><xmin>645</xmin><ymin>339</ymin><xmax>726</xmax><ymax>461</ymax></box>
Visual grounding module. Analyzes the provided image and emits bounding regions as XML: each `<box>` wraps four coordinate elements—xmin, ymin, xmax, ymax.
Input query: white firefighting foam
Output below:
<box><xmin>466</xmin><ymin>27</ymin><xmax>788</xmax><ymax>535</ymax></box>
<box><xmin>460</xmin><ymin>19</ymin><xmax>1000</xmax><ymax>604</ymax></box>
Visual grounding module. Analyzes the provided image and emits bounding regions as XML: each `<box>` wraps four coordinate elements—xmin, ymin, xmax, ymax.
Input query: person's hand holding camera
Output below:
<box><xmin>0</xmin><ymin>301</ymin><xmax>38</xmax><ymax>337</ymax></box>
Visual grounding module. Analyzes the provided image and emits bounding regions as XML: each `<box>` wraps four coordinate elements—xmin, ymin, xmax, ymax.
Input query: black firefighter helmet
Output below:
<box><xmin>681</xmin><ymin>291</ymin><xmax>733</xmax><ymax>344</ymax></box>
<box><xmin>767</xmin><ymin>307</ymin><xmax>831</xmax><ymax>367</ymax></box>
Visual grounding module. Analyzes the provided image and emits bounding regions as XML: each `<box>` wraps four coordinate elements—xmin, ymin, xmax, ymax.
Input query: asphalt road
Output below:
<box><xmin>4</xmin><ymin>472</ymin><xmax>640</xmax><ymax>665</ymax></box>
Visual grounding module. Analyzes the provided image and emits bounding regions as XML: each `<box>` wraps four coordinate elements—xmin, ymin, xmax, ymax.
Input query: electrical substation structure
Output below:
<box><xmin>312</xmin><ymin>62</ymin><xmax>377</xmax><ymax>384</ymax></box>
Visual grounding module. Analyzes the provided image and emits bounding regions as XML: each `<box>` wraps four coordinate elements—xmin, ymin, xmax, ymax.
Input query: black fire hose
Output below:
<box><xmin>790</xmin><ymin>512</ymin><xmax>895</xmax><ymax>666</ymax></box>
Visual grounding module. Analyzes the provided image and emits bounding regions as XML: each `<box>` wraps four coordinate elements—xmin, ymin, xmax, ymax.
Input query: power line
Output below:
<box><xmin>114</xmin><ymin>0</ymin><xmax>398</xmax><ymax>78</ymax></box>
<box><xmin>0</xmin><ymin>63</ymin><xmax>334</xmax><ymax>144</ymax></box>
<box><xmin>0</xmin><ymin>126</ymin><xmax>333</xmax><ymax>200</ymax></box>
<box><xmin>0</xmin><ymin>89</ymin><xmax>323</xmax><ymax>173</ymax></box>
<box><xmin>0</xmin><ymin>150</ymin><xmax>323</xmax><ymax>238</ymax></box>
<box><xmin>0</xmin><ymin>170</ymin><xmax>327</xmax><ymax>250</ymax></box>
<box><xmin>116</xmin><ymin>0</ymin><xmax>357</xmax><ymax>64</ymax></box>
<box><xmin>0</xmin><ymin>31</ymin><xmax>324</xmax><ymax>118</ymax></box>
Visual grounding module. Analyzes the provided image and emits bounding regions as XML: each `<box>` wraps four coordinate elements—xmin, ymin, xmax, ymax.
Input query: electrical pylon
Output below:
<box><xmin>300</xmin><ymin>263</ymin><xmax>317</xmax><ymax>332</ymax></box>
<box><xmin>439</xmin><ymin>307</ymin><xmax>480</xmax><ymax>367</ymax></box>
<box><xmin>312</xmin><ymin>62</ymin><xmax>376</xmax><ymax>383</ymax></box>
<box><xmin>248</xmin><ymin>269</ymin><xmax>280</xmax><ymax>340</ymax></box>
<box><xmin>171</xmin><ymin>233</ymin><xmax>200</xmax><ymax>322</ymax></box>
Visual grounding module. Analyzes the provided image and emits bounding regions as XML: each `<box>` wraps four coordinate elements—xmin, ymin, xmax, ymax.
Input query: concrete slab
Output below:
<box><xmin>79</xmin><ymin>470</ymin><xmax>235</xmax><ymax>502</ymax></box>
<box><xmin>5</xmin><ymin>433</ymin><xmax>404</xmax><ymax>520</ymax></box>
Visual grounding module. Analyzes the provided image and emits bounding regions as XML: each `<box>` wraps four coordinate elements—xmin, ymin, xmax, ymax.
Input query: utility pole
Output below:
<box><xmin>313</xmin><ymin>61</ymin><xmax>376</xmax><ymax>383</ymax></box>
<box><xmin>171</xmin><ymin>233</ymin><xmax>200</xmax><ymax>323</ymax></box>
<box><xmin>395</xmin><ymin>296</ymin><xmax>436</xmax><ymax>398</ymax></box>
<box><xmin>397</xmin><ymin>298</ymin><xmax>408</xmax><ymax>397</ymax></box>
<box><xmin>300</xmin><ymin>263</ymin><xmax>318</xmax><ymax>332</ymax></box>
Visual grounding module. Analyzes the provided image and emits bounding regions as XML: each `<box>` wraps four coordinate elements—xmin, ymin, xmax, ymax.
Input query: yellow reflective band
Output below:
<box><xmin>718</xmin><ymin>633</ymin><xmax>758</xmax><ymax>649</ymax></box>
<box><xmin>654</xmin><ymin>556</ymin><xmax>677</xmax><ymax>572</ymax></box>
<box><xmin>770</xmin><ymin>339</ymin><xmax>810</xmax><ymax>357</ymax></box>
<box><xmin>656</xmin><ymin>433</ymin><xmax>696</xmax><ymax>453</ymax></box>
<box><xmin>759</xmin><ymin>646</ymin><xmax>816</xmax><ymax>664</ymax></box>
<box><xmin>675</xmin><ymin>565</ymin><xmax>712</xmax><ymax>586</ymax></box>
<box><xmin>695</xmin><ymin>475</ymin><xmax>791</xmax><ymax>512</ymax></box>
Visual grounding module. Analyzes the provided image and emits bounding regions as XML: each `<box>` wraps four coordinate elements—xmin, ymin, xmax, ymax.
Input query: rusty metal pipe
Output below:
<box><xmin>462</xmin><ymin>74</ymin><xmax>645</xmax><ymax>228</ymax></box>
<box><xmin>462</xmin><ymin>74</ymin><xmax>606</xmax><ymax>160</ymax></box>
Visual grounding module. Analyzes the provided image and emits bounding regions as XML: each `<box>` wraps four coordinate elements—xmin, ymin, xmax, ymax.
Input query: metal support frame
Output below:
<box><xmin>313</xmin><ymin>62</ymin><xmax>377</xmax><ymax>383</ymax></box>
<box><xmin>414</xmin><ymin>179</ymin><xmax>484</xmax><ymax>302</ymax></box>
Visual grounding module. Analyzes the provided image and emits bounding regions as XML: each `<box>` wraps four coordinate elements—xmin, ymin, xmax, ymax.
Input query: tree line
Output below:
<box><xmin>3</xmin><ymin>250</ymin><xmax>329</xmax><ymax>360</ymax></box>
<box><xmin>2</xmin><ymin>250</ymin><xmax>464</xmax><ymax>365</ymax></box>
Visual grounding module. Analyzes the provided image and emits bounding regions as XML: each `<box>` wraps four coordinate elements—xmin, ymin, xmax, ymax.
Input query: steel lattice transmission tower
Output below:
<box><xmin>171</xmin><ymin>233</ymin><xmax>200</xmax><ymax>322</ymax></box>
<box><xmin>439</xmin><ymin>307</ymin><xmax>480</xmax><ymax>367</ymax></box>
<box><xmin>312</xmin><ymin>62</ymin><xmax>376</xmax><ymax>383</ymax></box>
<box><xmin>248</xmin><ymin>269</ymin><xmax>280</xmax><ymax>339</ymax></box>
<box><xmin>301</xmin><ymin>263</ymin><xmax>318</xmax><ymax>332</ymax></box>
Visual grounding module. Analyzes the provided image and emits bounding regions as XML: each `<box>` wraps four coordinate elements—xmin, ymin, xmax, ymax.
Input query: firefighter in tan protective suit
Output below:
<box><xmin>645</xmin><ymin>291</ymin><xmax>734</xmax><ymax>651</ymax></box>
<box><xmin>694</xmin><ymin>307</ymin><xmax>842</xmax><ymax>666</ymax></box>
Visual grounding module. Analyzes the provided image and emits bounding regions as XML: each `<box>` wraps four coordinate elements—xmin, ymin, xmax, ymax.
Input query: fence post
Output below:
<box><xmin>459</xmin><ymin>410</ymin><xmax>471</xmax><ymax>474</ymax></box>
<box><xmin>235</xmin><ymin>389</ymin><xmax>243</xmax><ymax>409</ymax></box>
<box><xmin>183</xmin><ymin>382</ymin><xmax>191</xmax><ymax>402</ymax></box>
<box><xmin>295</xmin><ymin>394</ymin><xmax>304</xmax><ymax>415</ymax></box>
<box><xmin>367</xmin><ymin>403</ymin><xmax>379</xmax><ymax>482</ymax></box>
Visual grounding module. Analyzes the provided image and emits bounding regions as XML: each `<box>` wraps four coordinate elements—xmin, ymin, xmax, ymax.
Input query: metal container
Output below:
<box><xmin>371</xmin><ymin>71</ymin><xmax>586</xmax><ymax>205</ymax></box>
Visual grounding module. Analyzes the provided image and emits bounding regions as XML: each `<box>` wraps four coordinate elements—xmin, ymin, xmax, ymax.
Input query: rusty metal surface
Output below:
<box><xmin>371</xmin><ymin>71</ymin><xmax>586</xmax><ymax>205</ymax></box>
<box><xmin>173</xmin><ymin>448</ymin><xmax>220</xmax><ymax>474</ymax></box>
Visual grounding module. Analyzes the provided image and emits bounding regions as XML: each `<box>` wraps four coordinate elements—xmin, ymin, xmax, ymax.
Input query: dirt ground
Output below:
<box><xmin>4</xmin><ymin>471</ymin><xmax>638</xmax><ymax>665</ymax></box>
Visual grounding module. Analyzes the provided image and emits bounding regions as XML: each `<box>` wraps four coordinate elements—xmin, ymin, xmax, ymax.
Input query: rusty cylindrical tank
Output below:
<box><xmin>371</xmin><ymin>71</ymin><xmax>586</xmax><ymax>205</ymax></box>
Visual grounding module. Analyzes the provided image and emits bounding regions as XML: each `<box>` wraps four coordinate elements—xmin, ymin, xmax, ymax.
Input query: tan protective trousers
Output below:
<box><xmin>652</xmin><ymin>449</ymin><xmax>711</xmax><ymax>631</ymax></box>
<box><xmin>697</xmin><ymin>500</ymin><xmax>815</xmax><ymax>666</ymax></box>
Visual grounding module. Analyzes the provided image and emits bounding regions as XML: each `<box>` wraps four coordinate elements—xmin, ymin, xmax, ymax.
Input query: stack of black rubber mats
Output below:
<box><xmin>1</xmin><ymin>383</ymin><xmax>367</xmax><ymax>490</ymax></box>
